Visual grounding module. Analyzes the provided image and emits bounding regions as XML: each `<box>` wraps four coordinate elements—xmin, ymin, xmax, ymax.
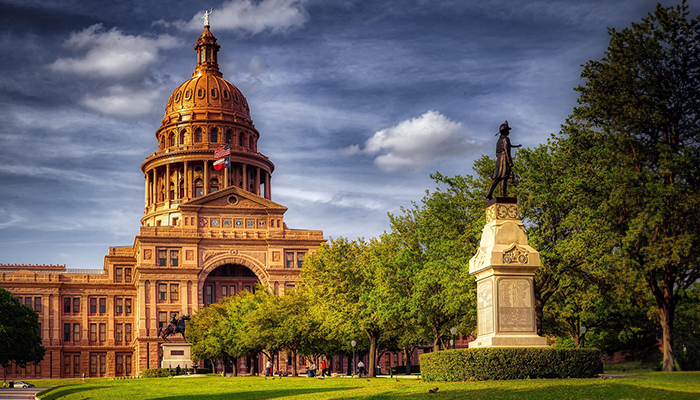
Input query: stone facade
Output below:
<box><xmin>0</xmin><ymin>26</ymin><xmax>325</xmax><ymax>379</ymax></box>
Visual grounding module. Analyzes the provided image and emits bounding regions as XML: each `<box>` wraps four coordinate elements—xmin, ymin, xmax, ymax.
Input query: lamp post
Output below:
<box><xmin>450</xmin><ymin>326</ymin><xmax>457</xmax><ymax>349</ymax></box>
<box><xmin>351</xmin><ymin>340</ymin><xmax>357</xmax><ymax>376</ymax></box>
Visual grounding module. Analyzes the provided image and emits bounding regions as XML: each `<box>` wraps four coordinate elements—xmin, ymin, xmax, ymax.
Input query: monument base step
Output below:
<box><xmin>468</xmin><ymin>335</ymin><xmax>548</xmax><ymax>348</ymax></box>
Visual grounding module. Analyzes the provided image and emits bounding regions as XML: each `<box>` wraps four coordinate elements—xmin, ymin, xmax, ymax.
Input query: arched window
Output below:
<box><xmin>179</xmin><ymin>180</ymin><xmax>185</xmax><ymax>199</ymax></box>
<box><xmin>238</xmin><ymin>133</ymin><xmax>244</xmax><ymax>147</ymax></box>
<box><xmin>194</xmin><ymin>179</ymin><xmax>204</xmax><ymax>197</ymax></box>
<box><xmin>159</xmin><ymin>136</ymin><xmax>165</xmax><ymax>150</ymax></box>
<box><xmin>225</xmin><ymin>130</ymin><xmax>232</xmax><ymax>144</ymax></box>
<box><xmin>179</xmin><ymin>130</ymin><xmax>186</xmax><ymax>145</ymax></box>
<box><xmin>249</xmin><ymin>136</ymin><xmax>255</xmax><ymax>151</ymax></box>
<box><xmin>210</xmin><ymin>128</ymin><xmax>218</xmax><ymax>143</ymax></box>
<box><xmin>194</xmin><ymin>128</ymin><xmax>202</xmax><ymax>143</ymax></box>
<box><xmin>210</xmin><ymin>178</ymin><xmax>219</xmax><ymax>193</ymax></box>
<box><xmin>168</xmin><ymin>132</ymin><xmax>176</xmax><ymax>147</ymax></box>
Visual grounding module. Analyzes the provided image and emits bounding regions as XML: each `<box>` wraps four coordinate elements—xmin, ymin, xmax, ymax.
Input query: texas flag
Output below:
<box><xmin>213</xmin><ymin>157</ymin><xmax>229</xmax><ymax>171</ymax></box>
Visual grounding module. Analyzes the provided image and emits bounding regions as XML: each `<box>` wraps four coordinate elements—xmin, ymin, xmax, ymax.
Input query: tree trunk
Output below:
<box><xmin>403</xmin><ymin>347</ymin><xmax>412</xmax><ymax>375</ymax></box>
<box><xmin>293</xmin><ymin>351</ymin><xmax>298</xmax><ymax>376</ymax></box>
<box><xmin>659</xmin><ymin>305</ymin><xmax>675</xmax><ymax>371</ymax></box>
<box><xmin>346</xmin><ymin>353</ymin><xmax>352</xmax><ymax>376</ymax></box>
<box><xmin>368</xmin><ymin>332</ymin><xmax>379</xmax><ymax>377</ymax></box>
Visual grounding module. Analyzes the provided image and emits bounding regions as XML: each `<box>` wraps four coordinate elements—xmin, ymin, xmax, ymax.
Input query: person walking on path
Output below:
<box><xmin>265</xmin><ymin>360</ymin><xmax>272</xmax><ymax>378</ymax></box>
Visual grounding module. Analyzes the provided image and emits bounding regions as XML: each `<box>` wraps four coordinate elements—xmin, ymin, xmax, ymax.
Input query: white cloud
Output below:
<box><xmin>165</xmin><ymin>0</ymin><xmax>309</xmax><ymax>34</ymax></box>
<box><xmin>348</xmin><ymin>110</ymin><xmax>474</xmax><ymax>172</ymax></box>
<box><xmin>80</xmin><ymin>85</ymin><xmax>164</xmax><ymax>118</ymax></box>
<box><xmin>50</xmin><ymin>24</ymin><xmax>178</xmax><ymax>79</ymax></box>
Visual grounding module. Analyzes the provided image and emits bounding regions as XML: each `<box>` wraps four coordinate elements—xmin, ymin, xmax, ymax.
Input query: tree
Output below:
<box><xmin>0</xmin><ymin>288</ymin><xmax>45</xmax><ymax>369</ymax></box>
<box><xmin>301</xmin><ymin>237</ymin><xmax>404</xmax><ymax>378</ymax></box>
<box><xmin>187</xmin><ymin>301</ymin><xmax>232</xmax><ymax>373</ymax></box>
<box><xmin>563</xmin><ymin>1</ymin><xmax>700</xmax><ymax>370</ymax></box>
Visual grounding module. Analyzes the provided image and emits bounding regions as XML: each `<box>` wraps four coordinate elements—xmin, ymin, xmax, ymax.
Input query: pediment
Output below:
<box><xmin>180</xmin><ymin>186</ymin><xmax>287</xmax><ymax>213</ymax></box>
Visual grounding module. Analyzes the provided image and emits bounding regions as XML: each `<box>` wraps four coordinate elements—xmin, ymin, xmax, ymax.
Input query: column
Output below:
<box><xmin>203</xmin><ymin>160</ymin><xmax>209</xmax><ymax>196</ymax></box>
<box><xmin>242</xmin><ymin>164</ymin><xmax>247</xmax><ymax>192</ymax></box>
<box><xmin>144</xmin><ymin>174</ymin><xmax>149</xmax><ymax>207</ymax></box>
<box><xmin>265</xmin><ymin>172</ymin><xmax>271</xmax><ymax>199</ymax></box>
<box><xmin>183</xmin><ymin>161</ymin><xmax>189</xmax><ymax>200</ymax></box>
<box><xmin>255</xmin><ymin>167</ymin><xmax>261</xmax><ymax>196</ymax></box>
<box><xmin>165</xmin><ymin>164</ymin><xmax>171</xmax><ymax>201</ymax></box>
<box><xmin>151</xmin><ymin>169</ymin><xmax>157</xmax><ymax>204</ymax></box>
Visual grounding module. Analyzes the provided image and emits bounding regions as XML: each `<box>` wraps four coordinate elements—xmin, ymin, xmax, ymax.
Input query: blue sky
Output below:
<box><xmin>0</xmin><ymin>0</ymin><xmax>694</xmax><ymax>269</ymax></box>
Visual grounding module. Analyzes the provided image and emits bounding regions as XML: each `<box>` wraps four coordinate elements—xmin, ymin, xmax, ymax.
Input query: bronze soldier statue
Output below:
<box><xmin>485</xmin><ymin>121</ymin><xmax>521</xmax><ymax>200</ymax></box>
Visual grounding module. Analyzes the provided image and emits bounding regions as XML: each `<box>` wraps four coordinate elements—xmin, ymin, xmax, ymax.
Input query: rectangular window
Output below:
<box><xmin>244</xmin><ymin>285</ymin><xmax>251</xmax><ymax>292</ymax></box>
<box><xmin>73</xmin><ymin>323</ymin><xmax>80</xmax><ymax>342</ymax></box>
<box><xmin>205</xmin><ymin>285</ymin><xmax>213</xmax><ymax>305</ymax></box>
<box><xmin>170</xmin><ymin>250</ymin><xmax>179</xmax><ymax>267</ymax></box>
<box><xmin>73</xmin><ymin>355</ymin><xmax>80</xmax><ymax>375</ymax></box>
<box><xmin>25</xmin><ymin>297</ymin><xmax>32</xmax><ymax>308</ymax></box>
<box><xmin>115</xmin><ymin>268</ymin><xmax>123</xmax><ymax>282</ymax></box>
<box><xmin>64</xmin><ymin>297</ymin><xmax>71</xmax><ymax>314</ymax></box>
<box><xmin>35</xmin><ymin>362</ymin><xmax>41</xmax><ymax>375</ymax></box>
<box><xmin>158</xmin><ymin>312</ymin><xmax>167</xmax><ymax>329</ymax></box>
<box><xmin>125</xmin><ymin>324</ymin><xmax>132</xmax><ymax>342</ymax></box>
<box><xmin>125</xmin><ymin>298</ymin><xmax>132</xmax><ymax>314</ymax></box>
<box><xmin>159</xmin><ymin>284</ymin><xmax>167</xmax><ymax>301</ymax></box>
<box><xmin>116</xmin><ymin>355</ymin><xmax>124</xmax><ymax>375</ymax></box>
<box><xmin>115</xmin><ymin>323</ymin><xmax>123</xmax><ymax>343</ymax></box>
<box><xmin>222</xmin><ymin>285</ymin><xmax>228</xmax><ymax>297</ymax></box>
<box><xmin>286</xmin><ymin>252</ymin><xmax>294</xmax><ymax>268</ymax></box>
<box><xmin>297</xmin><ymin>252</ymin><xmax>306</xmax><ymax>268</ymax></box>
<box><xmin>115</xmin><ymin>298</ymin><xmax>123</xmax><ymax>314</ymax></box>
<box><xmin>64</xmin><ymin>323</ymin><xmax>71</xmax><ymax>342</ymax></box>
<box><xmin>170</xmin><ymin>284</ymin><xmax>179</xmax><ymax>302</ymax></box>
<box><xmin>34</xmin><ymin>297</ymin><xmax>42</xmax><ymax>313</ymax></box>
<box><xmin>64</xmin><ymin>355</ymin><xmax>71</xmax><ymax>375</ymax></box>
<box><xmin>125</xmin><ymin>355</ymin><xmax>132</xmax><ymax>375</ymax></box>
<box><xmin>73</xmin><ymin>298</ymin><xmax>80</xmax><ymax>314</ymax></box>
<box><xmin>99</xmin><ymin>323</ymin><xmax>106</xmax><ymax>342</ymax></box>
<box><xmin>90</xmin><ymin>323</ymin><xmax>97</xmax><ymax>342</ymax></box>
<box><xmin>158</xmin><ymin>250</ymin><xmax>167</xmax><ymax>266</ymax></box>
<box><xmin>99</xmin><ymin>355</ymin><xmax>106</xmax><ymax>374</ymax></box>
<box><xmin>99</xmin><ymin>298</ymin><xmax>106</xmax><ymax>314</ymax></box>
<box><xmin>90</xmin><ymin>298</ymin><xmax>97</xmax><ymax>314</ymax></box>
<box><xmin>125</xmin><ymin>268</ymin><xmax>132</xmax><ymax>282</ymax></box>
<box><xmin>90</xmin><ymin>355</ymin><xmax>97</xmax><ymax>375</ymax></box>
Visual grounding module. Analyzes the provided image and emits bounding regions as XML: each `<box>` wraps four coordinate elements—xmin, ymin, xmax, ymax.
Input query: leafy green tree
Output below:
<box><xmin>301</xmin><ymin>237</ymin><xmax>404</xmax><ymax>377</ymax></box>
<box><xmin>0</xmin><ymin>288</ymin><xmax>45</xmax><ymax>369</ymax></box>
<box><xmin>187</xmin><ymin>301</ymin><xmax>233</xmax><ymax>373</ymax></box>
<box><xmin>562</xmin><ymin>1</ymin><xmax>700</xmax><ymax>370</ymax></box>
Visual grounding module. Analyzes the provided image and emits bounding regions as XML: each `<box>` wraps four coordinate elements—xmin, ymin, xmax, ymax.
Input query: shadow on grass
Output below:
<box><xmin>331</xmin><ymin>382</ymin><xmax>700</xmax><ymax>400</ymax></box>
<box><xmin>144</xmin><ymin>386</ymin><xmax>355</xmax><ymax>400</ymax></box>
<box><xmin>39</xmin><ymin>384</ymin><xmax>109</xmax><ymax>400</ymax></box>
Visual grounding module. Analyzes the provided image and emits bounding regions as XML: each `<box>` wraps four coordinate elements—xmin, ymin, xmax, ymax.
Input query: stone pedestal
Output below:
<box><xmin>161</xmin><ymin>342</ymin><xmax>195</xmax><ymax>369</ymax></box>
<box><xmin>468</xmin><ymin>198</ymin><xmax>547</xmax><ymax>348</ymax></box>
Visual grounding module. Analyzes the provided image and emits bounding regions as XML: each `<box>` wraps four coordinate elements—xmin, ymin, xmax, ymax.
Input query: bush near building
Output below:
<box><xmin>420</xmin><ymin>347</ymin><xmax>603</xmax><ymax>382</ymax></box>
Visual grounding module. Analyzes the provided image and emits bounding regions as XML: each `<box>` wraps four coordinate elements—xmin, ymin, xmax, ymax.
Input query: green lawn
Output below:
<box><xmin>25</xmin><ymin>372</ymin><xmax>700</xmax><ymax>400</ymax></box>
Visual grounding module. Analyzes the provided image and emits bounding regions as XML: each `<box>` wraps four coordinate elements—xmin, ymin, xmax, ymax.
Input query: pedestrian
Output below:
<box><xmin>265</xmin><ymin>359</ymin><xmax>272</xmax><ymax>378</ymax></box>
<box><xmin>357</xmin><ymin>360</ymin><xmax>366</xmax><ymax>377</ymax></box>
<box><xmin>309</xmin><ymin>362</ymin><xmax>316</xmax><ymax>377</ymax></box>
<box><xmin>176</xmin><ymin>364</ymin><xmax>181</xmax><ymax>375</ymax></box>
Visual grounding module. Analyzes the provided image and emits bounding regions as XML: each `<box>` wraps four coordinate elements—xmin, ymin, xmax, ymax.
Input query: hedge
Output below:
<box><xmin>142</xmin><ymin>368</ymin><xmax>171</xmax><ymax>378</ymax></box>
<box><xmin>420</xmin><ymin>347</ymin><xmax>603</xmax><ymax>382</ymax></box>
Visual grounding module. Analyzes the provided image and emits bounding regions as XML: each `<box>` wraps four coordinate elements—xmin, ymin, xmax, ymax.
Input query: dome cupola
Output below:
<box><xmin>140</xmin><ymin>25</ymin><xmax>274</xmax><ymax>228</ymax></box>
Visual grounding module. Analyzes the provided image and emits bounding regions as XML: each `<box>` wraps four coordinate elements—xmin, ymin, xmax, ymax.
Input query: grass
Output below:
<box><xmin>20</xmin><ymin>372</ymin><xmax>700</xmax><ymax>400</ymax></box>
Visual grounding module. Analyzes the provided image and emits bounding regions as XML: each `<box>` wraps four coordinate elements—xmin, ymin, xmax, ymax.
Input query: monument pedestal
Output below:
<box><xmin>161</xmin><ymin>342</ymin><xmax>195</xmax><ymax>369</ymax></box>
<box><xmin>468</xmin><ymin>198</ymin><xmax>547</xmax><ymax>348</ymax></box>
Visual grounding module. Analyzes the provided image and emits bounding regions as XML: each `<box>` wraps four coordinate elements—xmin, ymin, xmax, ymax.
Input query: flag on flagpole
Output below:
<box><xmin>213</xmin><ymin>157</ymin><xmax>229</xmax><ymax>171</ymax></box>
<box><xmin>214</xmin><ymin>144</ymin><xmax>230</xmax><ymax>159</ymax></box>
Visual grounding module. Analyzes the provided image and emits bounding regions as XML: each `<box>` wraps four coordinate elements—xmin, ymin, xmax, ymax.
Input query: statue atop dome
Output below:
<box><xmin>202</xmin><ymin>8</ymin><xmax>213</xmax><ymax>27</ymax></box>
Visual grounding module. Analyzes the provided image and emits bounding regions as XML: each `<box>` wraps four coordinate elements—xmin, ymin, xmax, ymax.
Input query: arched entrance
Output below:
<box><xmin>201</xmin><ymin>263</ymin><xmax>260</xmax><ymax>306</ymax></box>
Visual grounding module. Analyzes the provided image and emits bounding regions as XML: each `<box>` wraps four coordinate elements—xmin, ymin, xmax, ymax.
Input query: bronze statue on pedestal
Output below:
<box><xmin>486</xmin><ymin>120</ymin><xmax>521</xmax><ymax>200</ymax></box>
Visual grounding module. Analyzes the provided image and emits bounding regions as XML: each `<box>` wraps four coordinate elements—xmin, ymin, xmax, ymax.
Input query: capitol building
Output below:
<box><xmin>0</xmin><ymin>25</ymin><xmax>325</xmax><ymax>379</ymax></box>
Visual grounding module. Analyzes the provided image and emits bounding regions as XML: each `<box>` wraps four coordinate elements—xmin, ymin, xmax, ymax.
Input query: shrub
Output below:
<box><xmin>142</xmin><ymin>368</ymin><xmax>171</xmax><ymax>378</ymax></box>
<box><xmin>420</xmin><ymin>347</ymin><xmax>603</xmax><ymax>382</ymax></box>
<box><xmin>389</xmin><ymin>365</ymin><xmax>421</xmax><ymax>375</ymax></box>
<box><xmin>195</xmin><ymin>367</ymin><xmax>211</xmax><ymax>374</ymax></box>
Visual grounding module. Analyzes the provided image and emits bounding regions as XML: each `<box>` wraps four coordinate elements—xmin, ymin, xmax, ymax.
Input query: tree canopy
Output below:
<box><xmin>0</xmin><ymin>288</ymin><xmax>45</xmax><ymax>369</ymax></box>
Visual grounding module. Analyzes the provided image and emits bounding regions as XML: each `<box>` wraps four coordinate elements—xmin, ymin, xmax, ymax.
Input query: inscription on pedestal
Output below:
<box><xmin>477</xmin><ymin>280</ymin><xmax>494</xmax><ymax>335</ymax></box>
<box><xmin>498</xmin><ymin>278</ymin><xmax>533</xmax><ymax>332</ymax></box>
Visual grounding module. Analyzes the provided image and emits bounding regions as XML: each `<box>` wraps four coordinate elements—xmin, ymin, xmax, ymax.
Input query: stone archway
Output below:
<box><xmin>197</xmin><ymin>254</ymin><xmax>269</xmax><ymax>308</ymax></box>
